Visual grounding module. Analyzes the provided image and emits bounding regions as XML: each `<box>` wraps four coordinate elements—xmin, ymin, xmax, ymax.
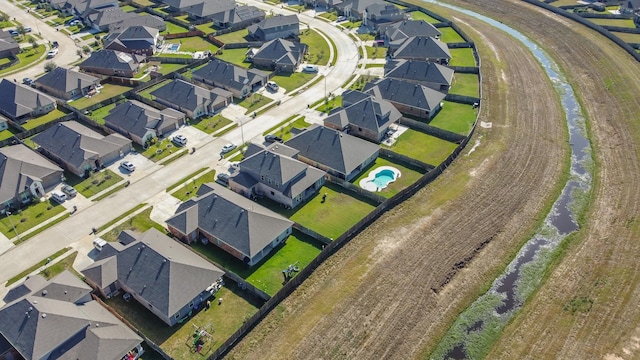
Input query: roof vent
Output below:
<box><xmin>163</xmin><ymin>259</ymin><xmax>167</xmax><ymax>263</ymax></box>
<box><xmin>64</xmin><ymin>290</ymin><xmax>67</xmax><ymax>294</ymax></box>
<box><xmin>42</xmin><ymin>290</ymin><xmax>48</xmax><ymax>296</ymax></box>
<box><xmin>32</xmin><ymin>300</ymin><xmax>37</xmax><ymax>304</ymax></box>
<box><xmin>96</xmin><ymin>323</ymin><xmax>100</xmax><ymax>327</ymax></box>
<box><xmin>28</xmin><ymin>307</ymin><xmax>33</xmax><ymax>312</ymax></box>
<box><xmin>41</xmin><ymin>313</ymin><xmax>47</xmax><ymax>318</ymax></box>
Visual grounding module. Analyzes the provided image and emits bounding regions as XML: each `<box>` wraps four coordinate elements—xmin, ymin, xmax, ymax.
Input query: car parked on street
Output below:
<box><xmin>221</xmin><ymin>143</ymin><xmax>237</xmax><ymax>154</ymax></box>
<box><xmin>216</xmin><ymin>173</ymin><xmax>230</xmax><ymax>186</ymax></box>
<box><xmin>22</xmin><ymin>78</ymin><xmax>34</xmax><ymax>86</ymax></box>
<box><xmin>302</xmin><ymin>65</ymin><xmax>318</xmax><ymax>73</ymax></box>
<box><xmin>120</xmin><ymin>161</ymin><xmax>135</xmax><ymax>172</ymax></box>
<box><xmin>265</xmin><ymin>134</ymin><xmax>283</xmax><ymax>143</ymax></box>
<box><xmin>61</xmin><ymin>184</ymin><xmax>77</xmax><ymax>198</ymax></box>
<box><xmin>47</xmin><ymin>48</ymin><xmax>58</xmax><ymax>58</ymax></box>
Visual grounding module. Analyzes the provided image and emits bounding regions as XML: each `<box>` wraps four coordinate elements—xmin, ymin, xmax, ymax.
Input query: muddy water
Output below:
<box><xmin>426</xmin><ymin>2</ymin><xmax>594</xmax><ymax>359</ymax></box>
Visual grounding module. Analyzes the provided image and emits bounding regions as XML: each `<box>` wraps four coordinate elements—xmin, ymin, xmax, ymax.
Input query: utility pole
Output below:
<box><xmin>6</xmin><ymin>211</ymin><xmax>19</xmax><ymax>242</ymax></box>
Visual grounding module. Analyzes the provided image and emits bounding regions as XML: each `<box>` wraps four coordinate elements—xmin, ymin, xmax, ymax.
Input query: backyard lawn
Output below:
<box><xmin>120</xmin><ymin>4</ymin><xmax>137</xmax><ymax>12</ymax></box>
<box><xmin>449</xmin><ymin>47</ymin><xmax>477</xmax><ymax>67</ymax></box>
<box><xmin>0</xmin><ymin>200</ymin><xmax>66</xmax><ymax>239</ymax></box>
<box><xmin>429</xmin><ymin>101</ymin><xmax>478</xmax><ymax>135</ymax></box>
<box><xmin>165</xmin><ymin>37</ymin><xmax>220</xmax><ymax>53</ymax></box>
<box><xmin>68</xmin><ymin>84</ymin><xmax>132</xmax><ymax>110</ymax></box>
<box><xmin>195</xmin><ymin>22</ymin><xmax>217</xmax><ymax>34</ymax></box>
<box><xmin>171</xmin><ymin>169</ymin><xmax>216</xmax><ymax>201</ymax></box>
<box><xmin>0</xmin><ymin>45</ymin><xmax>46</xmax><ymax>76</ymax></box>
<box><xmin>439</xmin><ymin>27</ymin><xmax>465</xmax><ymax>43</ymax></box>
<box><xmin>0</xmin><ymin>127</ymin><xmax>19</xmax><ymax>141</ymax></box>
<box><xmin>408</xmin><ymin>10</ymin><xmax>441</xmax><ymax>23</ymax></box>
<box><xmin>214</xmin><ymin>29</ymin><xmax>249</xmax><ymax>43</ymax></box>
<box><xmin>101</xmin><ymin>207</ymin><xmax>165</xmax><ymax>242</ymax></box>
<box><xmin>138</xmin><ymin>79</ymin><xmax>171</xmax><ymax>99</ymax></box>
<box><xmin>66</xmin><ymin>169</ymin><xmax>124</xmax><ymax>198</ymax></box>
<box><xmin>22</xmin><ymin>109</ymin><xmax>69</xmax><ymax>130</ymax></box>
<box><xmin>449</xmin><ymin>73</ymin><xmax>479</xmax><ymax>97</ymax></box>
<box><xmin>350</xmin><ymin>157</ymin><xmax>425</xmax><ymax>198</ymax></box>
<box><xmin>191</xmin><ymin>114</ymin><xmax>233</xmax><ymax>134</ymax></box>
<box><xmin>236</xmin><ymin>93</ymin><xmax>272</xmax><ymax>114</ymax></box>
<box><xmin>300</xmin><ymin>29</ymin><xmax>330</xmax><ymax>66</ymax></box>
<box><xmin>160</xmin><ymin>20</ymin><xmax>188</xmax><ymax>35</ymax></box>
<box><xmin>105</xmin><ymin>282</ymin><xmax>261</xmax><ymax>360</ymax></box>
<box><xmin>87</xmin><ymin>102</ymin><xmax>118</xmax><ymax>124</ymax></box>
<box><xmin>270</xmin><ymin>72</ymin><xmax>315</xmax><ymax>93</ymax></box>
<box><xmin>215</xmin><ymin>48</ymin><xmax>251</xmax><ymax>68</ymax></box>
<box><xmin>589</xmin><ymin>18</ymin><xmax>637</xmax><ymax>28</ymax></box>
<box><xmin>155</xmin><ymin>63</ymin><xmax>187</xmax><ymax>75</ymax></box>
<box><xmin>611</xmin><ymin>31</ymin><xmax>640</xmax><ymax>43</ymax></box>
<box><xmin>384</xmin><ymin>129</ymin><xmax>458</xmax><ymax>166</ymax></box>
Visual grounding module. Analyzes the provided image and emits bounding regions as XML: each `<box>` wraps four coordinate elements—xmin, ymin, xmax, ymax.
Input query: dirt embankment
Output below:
<box><xmin>226</xmin><ymin>3</ymin><xmax>569</xmax><ymax>359</ymax></box>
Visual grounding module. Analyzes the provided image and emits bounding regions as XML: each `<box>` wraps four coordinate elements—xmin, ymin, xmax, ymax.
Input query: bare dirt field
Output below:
<box><xmin>226</xmin><ymin>2</ymin><xmax>572</xmax><ymax>359</ymax></box>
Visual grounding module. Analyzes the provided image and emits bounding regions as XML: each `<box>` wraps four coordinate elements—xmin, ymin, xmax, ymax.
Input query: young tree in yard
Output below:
<box><xmin>76</xmin><ymin>49</ymin><xmax>83</xmax><ymax>58</ymax></box>
<box><xmin>82</xmin><ymin>45</ymin><xmax>91</xmax><ymax>55</ymax></box>
<box><xmin>16</xmin><ymin>25</ymin><xmax>26</xmax><ymax>39</ymax></box>
<box><xmin>0</xmin><ymin>13</ymin><xmax>9</xmax><ymax>22</ymax></box>
<box><xmin>29</xmin><ymin>37</ymin><xmax>38</xmax><ymax>53</ymax></box>
<box><xmin>44</xmin><ymin>61</ymin><xmax>57</xmax><ymax>72</ymax></box>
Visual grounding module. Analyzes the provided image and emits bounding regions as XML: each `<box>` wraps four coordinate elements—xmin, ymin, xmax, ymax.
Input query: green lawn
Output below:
<box><xmin>449</xmin><ymin>73</ymin><xmax>479</xmax><ymax>97</ymax></box>
<box><xmin>0</xmin><ymin>200</ymin><xmax>66</xmax><ymax>239</ymax></box>
<box><xmin>67</xmin><ymin>169</ymin><xmax>124</xmax><ymax>198</ymax></box>
<box><xmin>270</xmin><ymin>72</ymin><xmax>315</xmax><ymax>93</ymax></box>
<box><xmin>106</xmin><ymin>282</ymin><xmax>260</xmax><ymax>359</ymax></box>
<box><xmin>22</xmin><ymin>109</ymin><xmax>68</xmax><ymax>130</ymax></box>
<box><xmin>193</xmin><ymin>231</ymin><xmax>322</xmax><ymax>296</ymax></box>
<box><xmin>383</xmin><ymin>129</ymin><xmax>458</xmax><ymax>166</ymax></box>
<box><xmin>439</xmin><ymin>27</ymin><xmax>465</xmax><ymax>43</ymax></box>
<box><xmin>195</xmin><ymin>22</ymin><xmax>216</xmax><ymax>34</ymax></box>
<box><xmin>40</xmin><ymin>252</ymin><xmax>78</xmax><ymax>280</ymax></box>
<box><xmin>364</xmin><ymin>63</ymin><xmax>385</xmax><ymax>69</ymax></box>
<box><xmin>316</xmin><ymin>95</ymin><xmax>342</xmax><ymax>113</ymax></box>
<box><xmin>87</xmin><ymin>102</ymin><xmax>118</xmax><ymax>124</ymax></box>
<box><xmin>611</xmin><ymin>31</ymin><xmax>640</xmax><ymax>43</ymax></box>
<box><xmin>171</xmin><ymin>170</ymin><xmax>216</xmax><ymax>201</ymax></box>
<box><xmin>264</xmin><ymin>116</ymin><xmax>310</xmax><ymax>141</ymax></box>
<box><xmin>160</xmin><ymin>21</ymin><xmax>188</xmax><ymax>35</ymax></box>
<box><xmin>214</xmin><ymin>28</ymin><xmax>249</xmax><ymax>43</ymax></box>
<box><xmin>141</xmin><ymin>137</ymin><xmax>186</xmax><ymax>162</ymax></box>
<box><xmin>0</xmin><ymin>45</ymin><xmax>46</xmax><ymax>76</ymax></box>
<box><xmin>365</xmin><ymin>45</ymin><xmax>386</xmax><ymax>59</ymax></box>
<box><xmin>120</xmin><ymin>4</ymin><xmax>137</xmax><ymax>12</ymax></box>
<box><xmin>101</xmin><ymin>207</ymin><xmax>165</xmax><ymax>242</ymax></box>
<box><xmin>174</xmin><ymin>14</ymin><xmax>190</xmax><ymax>25</ymax></box>
<box><xmin>165</xmin><ymin>37</ymin><xmax>219</xmax><ymax>53</ymax></box>
<box><xmin>68</xmin><ymin>84</ymin><xmax>132</xmax><ymax>110</ymax></box>
<box><xmin>357</xmin><ymin>33</ymin><xmax>375</xmax><ymax>41</ymax></box>
<box><xmin>133</xmin><ymin>0</ymin><xmax>155</xmax><ymax>5</ymax></box>
<box><xmin>191</xmin><ymin>114</ymin><xmax>233</xmax><ymax>134</ymax></box>
<box><xmin>138</xmin><ymin>79</ymin><xmax>172</xmax><ymax>99</ymax></box>
<box><xmin>341</xmin><ymin>20</ymin><xmax>362</xmax><ymax>29</ymax></box>
<box><xmin>5</xmin><ymin>247</ymin><xmax>71</xmax><ymax>287</ymax></box>
<box><xmin>300</xmin><ymin>29</ymin><xmax>330</xmax><ymax>66</ymax></box>
<box><xmin>589</xmin><ymin>18</ymin><xmax>637</xmax><ymax>28</ymax></box>
<box><xmin>318</xmin><ymin>12</ymin><xmax>337</xmax><ymax>21</ymax></box>
<box><xmin>156</xmin><ymin>63</ymin><xmax>187</xmax><ymax>75</ymax></box>
<box><xmin>0</xmin><ymin>127</ymin><xmax>19</xmax><ymax>141</ymax></box>
<box><xmin>97</xmin><ymin>204</ymin><xmax>146</xmax><ymax>233</ymax></box>
<box><xmin>429</xmin><ymin>101</ymin><xmax>478</xmax><ymax>135</ymax></box>
<box><xmin>237</xmin><ymin>93</ymin><xmax>272</xmax><ymax>114</ymax></box>
<box><xmin>449</xmin><ymin>47</ymin><xmax>477</xmax><ymax>67</ymax></box>
<box><xmin>215</xmin><ymin>48</ymin><xmax>251</xmax><ymax>68</ymax></box>
<box><xmin>350</xmin><ymin>157</ymin><xmax>425</xmax><ymax>198</ymax></box>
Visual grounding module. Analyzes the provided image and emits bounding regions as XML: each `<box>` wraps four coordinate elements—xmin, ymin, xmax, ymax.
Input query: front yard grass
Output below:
<box><xmin>141</xmin><ymin>137</ymin><xmax>184</xmax><ymax>162</ymax></box>
<box><xmin>5</xmin><ymin>247</ymin><xmax>71</xmax><ymax>287</ymax></box>
<box><xmin>171</xmin><ymin>170</ymin><xmax>216</xmax><ymax>201</ymax></box>
<box><xmin>215</xmin><ymin>48</ymin><xmax>251</xmax><ymax>68</ymax></box>
<box><xmin>40</xmin><ymin>251</ymin><xmax>78</xmax><ymax>280</ymax></box>
<box><xmin>101</xmin><ymin>207</ymin><xmax>165</xmax><ymax>242</ymax></box>
<box><xmin>0</xmin><ymin>127</ymin><xmax>19</xmax><ymax>141</ymax></box>
<box><xmin>429</xmin><ymin>101</ymin><xmax>478</xmax><ymax>135</ymax></box>
<box><xmin>22</xmin><ymin>109</ymin><xmax>69</xmax><ymax>130</ymax></box>
<box><xmin>318</xmin><ymin>12</ymin><xmax>337</xmax><ymax>21</ymax></box>
<box><xmin>191</xmin><ymin>114</ymin><xmax>233</xmax><ymax>134</ymax></box>
<box><xmin>316</xmin><ymin>96</ymin><xmax>342</xmax><ymax>113</ymax></box>
<box><xmin>68</xmin><ymin>84</ymin><xmax>132</xmax><ymax>110</ymax></box>
<box><xmin>270</xmin><ymin>72</ymin><xmax>315</xmax><ymax>93</ymax></box>
<box><xmin>66</xmin><ymin>169</ymin><xmax>124</xmax><ymax>198</ymax></box>
<box><xmin>264</xmin><ymin>116</ymin><xmax>309</xmax><ymax>141</ymax></box>
<box><xmin>214</xmin><ymin>28</ymin><xmax>249</xmax><ymax>43</ymax></box>
<box><xmin>0</xmin><ymin>45</ymin><xmax>46</xmax><ymax>76</ymax></box>
<box><xmin>408</xmin><ymin>10</ymin><xmax>441</xmax><ymax>23</ymax></box>
<box><xmin>365</xmin><ymin>45</ymin><xmax>386</xmax><ymax>59</ymax></box>
<box><xmin>165</xmin><ymin>37</ymin><xmax>219</xmax><ymax>53</ymax></box>
<box><xmin>439</xmin><ymin>27</ymin><xmax>465</xmax><ymax>43</ymax></box>
<box><xmin>300</xmin><ymin>29</ymin><xmax>330</xmax><ymax>66</ymax></box>
<box><xmin>236</xmin><ymin>93</ymin><xmax>272</xmax><ymax>114</ymax></box>
<box><xmin>0</xmin><ymin>200</ymin><xmax>66</xmax><ymax>239</ymax></box>
<box><xmin>383</xmin><ymin>129</ymin><xmax>458</xmax><ymax>166</ymax></box>
<box><xmin>449</xmin><ymin>73</ymin><xmax>479</xmax><ymax>97</ymax></box>
<box><xmin>449</xmin><ymin>47</ymin><xmax>477</xmax><ymax>67</ymax></box>
<box><xmin>350</xmin><ymin>157</ymin><xmax>426</xmax><ymax>198</ymax></box>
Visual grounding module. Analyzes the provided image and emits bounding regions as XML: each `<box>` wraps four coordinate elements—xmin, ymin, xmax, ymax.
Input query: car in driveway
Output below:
<box><xmin>22</xmin><ymin>78</ymin><xmax>34</xmax><ymax>86</ymax></box>
<box><xmin>265</xmin><ymin>134</ymin><xmax>283</xmax><ymax>143</ymax></box>
<box><xmin>172</xmin><ymin>134</ymin><xmax>188</xmax><ymax>146</ymax></box>
<box><xmin>8</xmin><ymin>30</ymin><xmax>18</xmax><ymax>36</ymax></box>
<box><xmin>61</xmin><ymin>184</ymin><xmax>77</xmax><ymax>198</ymax></box>
<box><xmin>266</xmin><ymin>81</ymin><xmax>279</xmax><ymax>91</ymax></box>
<box><xmin>215</xmin><ymin>173</ymin><xmax>230</xmax><ymax>186</ymax></box>
<box><xmin>50</xmin><ymin>191</ymin><xmax>67</xmax><ymax>203</ymax></box>
<box><xmin>336</xmin><ymin>16</ymin><xmax>347</xmax><ymax>22</ymax></box>
<box><xmin>120</xmin><ymin>161</ymin><xmax>135</xmax><ymax>172</ymax></box>
<box><xmin>302</xmin><ymin>65</ymin><xmax>318</xmax><ymax>73</ymax></box>
<box><xmin>221</xmin><ymin>143</ymin><xmax>237</xmax><ymax>154</ymax></box>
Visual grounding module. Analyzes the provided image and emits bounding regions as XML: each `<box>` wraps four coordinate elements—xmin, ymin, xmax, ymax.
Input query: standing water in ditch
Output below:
<box><xmin>424</xmin><ymin>2</ymin><xmax>594</xmax><ymax>359</ymax></box>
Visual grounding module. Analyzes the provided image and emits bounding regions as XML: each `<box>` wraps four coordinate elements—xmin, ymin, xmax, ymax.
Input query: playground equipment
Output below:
<box><xmin>189</xmin><ymin>323</ymin><xmax>214</xmax><ymax>354</ymax></box>
<box><xmin>282</xmin><ymin>261</ymin><xmax>300</xmax><ymax>282</ymax></box>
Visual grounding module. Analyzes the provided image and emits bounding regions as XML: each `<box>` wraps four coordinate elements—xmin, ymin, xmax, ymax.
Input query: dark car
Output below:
<box><xmin>22</xmin><ymin>78</ymin><xmax>33</xmax><ymax>86</ymax></box>
<box><xmin>265</xmin><ymin>134</ymin><xmax>283</xmax><ymax>143</ymax></box>
<box><xmin>61</xmin><ymin>184</ymin><xmax>77</xmax><ymax>198</ymax></box>
<box><xmin>216</xmin><ymin>173</ymin><xmax>230</xmax><ymax>186</ymax></box>
<box><xmin>52</xmin><ymin>41</ymin><xmax>59</xmax><ymax>48</ymax></box>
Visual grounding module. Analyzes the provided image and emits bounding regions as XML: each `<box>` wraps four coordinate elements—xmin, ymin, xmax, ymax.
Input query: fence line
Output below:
<box><xmin>293</xmin><ymin>223</ymin><xmax>333</xmax><ymax>245</ymax></box>
<box><xmin>398</xmin><ymin>116</ymin><xmax>466</xmax><ymax>144</ymax></box>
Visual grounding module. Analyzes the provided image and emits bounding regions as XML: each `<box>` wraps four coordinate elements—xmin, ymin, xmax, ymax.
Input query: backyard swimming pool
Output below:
<box><xmin>167</xmin><ymin>43</ymin><xmax>180</xmax><ymax>51</ymax></box>
<box><xmin>359</xmin><ymin>166</ymin><xmax>401</xmax><ymax>192</ymax></box>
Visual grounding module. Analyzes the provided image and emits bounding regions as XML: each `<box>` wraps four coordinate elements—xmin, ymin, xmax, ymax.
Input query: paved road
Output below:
<box><xmin>0</xmin><ymin>4</ymin><xmax>358</xmax><ymax>285</ymax></box>
<box><xmin>4</xmin><ymin>1</ymin><xmax>80</xmax><ymax>80</ymax></box>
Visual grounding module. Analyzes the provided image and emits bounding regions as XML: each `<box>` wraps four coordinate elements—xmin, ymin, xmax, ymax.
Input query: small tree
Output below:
<box><xmin>82</xmin><ymin>45</ymin><xmax>91</xmax><ymax>55</ymax></box>
<box><xmin>29</xmin><ymin>37</ymin><xmax>38</xmax><ymax>53</ymax></box>
<box><xmin>16</xmin><ymin>25</ymin><xmax>26</xmax><ymax>39</ymax></box>
<box><xmin>44</xmin><ymin>61</ymin><xmax>57</xmax><ymax>72</ymax></box>
<box><xmin>76</xmin><ymin>49</ymin><xmax>83</xmax><ymax>58</ymax></box>
<box><xmin>0</xmin><ymin>13</ymin><xmax>9</xmax><ymax>22</ymax></box>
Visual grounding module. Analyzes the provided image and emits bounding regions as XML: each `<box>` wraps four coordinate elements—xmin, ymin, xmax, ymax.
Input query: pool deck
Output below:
<box><xmin>359</xmin><ymin>166</ymin><xmax>401</xmax><ymax>192</ymax></box>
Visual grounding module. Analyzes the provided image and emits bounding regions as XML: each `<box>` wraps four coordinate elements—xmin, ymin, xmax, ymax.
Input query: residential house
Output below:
<box><xmin>389</xmin><ymin>36</ymin><xmax>451</xmax><ymax>64</ymax></box>
<box><xmin>161</xmin><ymin>0</ymin><xmax>202</xmax><ymax>12</ymax></box>
<box><xmin>248</xmin><ymin>14</ymin><xmax>300</xmax><ymax>41</ymax></box>
<box><xmin>108</xmin><ymin>14</ymin><xmax>166</xmax><ymax>33</ymax></box>
<box><xmin>0</xmin><ymin>79</ymin><xmax>56</xmax><ymax>123</ymax></box>
<box><xmin>378</xmin><ymin>20</ymin><xmax>441</xmax><ymax>42</ymax></box>
<box><xmin>104</xmin><ymin>100</ymin><xmax>186</xmax><ymax>146</ymax></box>
<box><xmin>167</xmin><ymin>182</ymin><xmax>294</xmax><ymax>266</ymax></box>
<box><xmin>34</xmin><ymin>67</ymin><xmax>102</xmax><ymax>100</ymax></box>
<box><xmin>0</xmin><ymin>31</ymin><xmax>20</xmax><ymax>59</ymax></box>
<box><xmin>285</xmin><ymin>124</ymin><xmax>380</xmax><ymax>181</ymax></box>
<box><xmin>325</xmin><ymin>90</ymin><xmax>402</xmax><ymax>142</ymax></box>
<box><xmin>384</xmin><ymin>59</ymin><xmax>454</xmax><ymax>92</ymax></box>
<box><xmin>621</xmin><ymin>0</ymin><xmax>640</xmax><ymax>15</ymax></box>
<box><xmin>191</xmin><ymin>59</ymin><xmax>269</xmax><ymax>98</ymax></box>
<box><xmin>209</xmin><ymin>5</ymin><xmax>265</xmax><ymax>29</ymax></box>
<box><xmin>183</xmin><ymin>0</ymin><xmax>236</xmax><ymax>21</ymax></box>
<box><xmin>0</xmin><ymin>144</ymin><xmax>63</xmax><ymax>210</ymax></box>
<box><xmin>69</xmin><ymin>0</ymin><xmax>117</xmax><ymax>19</ymax></box>
<box><xmin>363</xmin><ymin>78</ymin><xmax>445</xmax><ymax>119</ymax></box>
<box><xmin>79</xmin><ymin>49</ymin><xmax>146</xmax><ymax>78</ymax></box>
<box><xmin>250</xmin><ymin>38</ymin><xmax>308</xmax><ymax>72</ymax></box>
<box><xmin>84</xmin><ymin>6</ymin><xmax>138</xmax><ymax>31</ymax></box>
<box><xmin>150</xmin><ymin>79</ymin><xmax>233</xmax><ymax>119</ymax></box>
<box><xmin>0</xmin><ymin>115</ymin><xmax>7</xmax><ymax>131</ymax></box>
<box><xmin>0</xmin><ymin>271</ymin><xmax>143</xmax><ymax>360</ymax></box>
<box><xmin>104</xmin><ymin>25</ymin><xmax>162</xmax><ymax>56</ymax></box>
<box><xmin>82</xmin><ymin>228</ymin><xmax>225</xmax><ymax>326</ymax></box>
<box><xmin>32</xmin><ymin>121</ymin><xmax>132</xmax><ymax>177</ymax></box>
<box><xmin>361</xmin><ymin>3</ymin><xmax>405</xmax><ymax>28</ymax></box>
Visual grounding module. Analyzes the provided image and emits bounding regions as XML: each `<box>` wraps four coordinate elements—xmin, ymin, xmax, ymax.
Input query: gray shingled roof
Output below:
<box><xmin>248</xmin><ymin>14</ymin><xmax>298</xmax><ymax>33</ymax></box>
<box><xmin>0</xmin><ymin>144</ymin><xmax>63</xmax><ymax>205</ymax></box>
<box><xmin>252</xmin><ymin>38</ymin><xmax>307</xmax><ymax>65</ymax></box>
<box><xmin>209</xmin><ymin>5</ymin><xmax>264</xmax><ymax>24</ymax></box>
<box><xmin>32</xmin><ymin>121</ymin><xmax>131</xmax><ymax>170</ymax></box>
<box><xmin>184</xmin><ymin>0</ymin><xmax>235</xmax><ymax>17</ymax></box>
<box><xmin>84</xmin><ymin>228</ymin><xmax>224</xmax><ymax>318</ymax></box>
<box><xmin>104</xmin><ymin>25</ymin><xmax>159</xmax><ymax>51</ymax></box>
<box><xmin>150</xmin><ymin>79</ymin><xmax>232</xmax><ymax>112</ymax></box>
<box><xmin>326</xmin><ymin>90</ymin><xmax>402</xmax><ymax>135</ymax></box>
<box><xmin>384</xmin><ymin>59</ymin><xmax>454</xmax><ymax>87</ymax></box>
<box><xmin>167</xmin><ymin>183</ymin><xmax>293</xmax><ymax>259</ymax></box>
<box><xmin>162</xmin><ymin>0</ymin><xmax>202</xmax><ymax>9</ymax></box>
<box><xmin>285</xmin><ymin>125</ymin><xmax>379</xmax><ymax>176</ymax></box>
<box><xmin>0</xmin><ymin>30</ymin><xmax>19</xmax><ymax>53</ymax></box>
<box><xmin>380</xmin><ymin>20</ymin><xmax>441</xmax><ymax>42</ymax></box>
<box><xmin>337</xmin><ymin>0</ymin><xmax>382</xmax><ymax>13</ymax></box>
<box><xmin>365</xmin><ymin>3</ymin><xmax>403</xmax><ymax>18</ymax></box>
<box><xmin>88</xmin><ymin>6</ymin><xmax>138</xmax><ymax>28</ymax></box>
<box><xmin>192</xmin><ymin>59</ymin><xmax>268</xmax><ymax>92</ymax></box>
<box><xmin>2</xmin><ymin>275</ymin><xmax>47</xmax><ymax>304</ymax></box>
<box><xmin>104</xmin><ymin>100</ymin><xmax>185</xmax><ymax>139</ymax></box>
<box><xmin>34</xmin><ymin>67</ymin><xmax>101</xmax><ymax>94</ymax></box>
<box><xmin>0</xmin><ymin>271</ymin><xmax>141</xmax><ymax>360</ymax></box>
<box><xmin>80</xmin><ymin>50</ymin><xmax>145</xmax><ymax>72</ymax></box>
<box><xmin>108</xmin><ymin>14</ymin><xmax>166</xmax><ymax>32</ymax></box>
<box><xmin>363</xmin><ymin>78</ymin><xmax>446</xmax><ymax>112</ymax></box>
<box><xmin>392</xmin><ymin>36</ymin><xmax>451</xmax><ymax>60</ymax></box>
<box><xmin>0</xmin><ymin>79</ymin><xmax>56</xmax><ymax>119</ymax></box>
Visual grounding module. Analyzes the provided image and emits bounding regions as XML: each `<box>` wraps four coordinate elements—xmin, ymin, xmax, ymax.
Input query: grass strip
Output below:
<box><xmin>5</xmin><ymin>247</ymin><xmax>71</xmax><ymax>287</ymax></box>
<box><xmin>166</xmin><ymin>167</ymin><xmax>209</xmax><ymax>192</ymax></box>
<box><xmin>97</xmin><ymin>203</ymin><xmax>147</xmax><ymax>233</ymax></box>
<box><xmin>14</xmin><ymin>214</ymin><xmax>70</xmax><ymax>245</ymax></box>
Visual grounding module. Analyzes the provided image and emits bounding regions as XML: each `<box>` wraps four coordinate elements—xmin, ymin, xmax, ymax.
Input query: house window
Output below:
<box><xmin>270</xmin><ymin>191</ymin><xmax>275</xmax><ymax>196</ymax></box>
<box><xmin>189</xmin><ymin>302</ymin><xmax>194</xmax><ymax>308</ymax></box>
<box><xmin>175</xmin><ymin>313</ymin><xmax>180</xmax><ymax>319</ymax></box>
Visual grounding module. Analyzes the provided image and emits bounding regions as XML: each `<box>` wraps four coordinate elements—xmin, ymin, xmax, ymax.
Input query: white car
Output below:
<box><xmin>172</xmin><ymin>134</ymin><xmax>187</xmax><ymax>146</ymax></box>
<box><xmin>47</xmin><ymin>48</ymin><xmax>58</xmax><ymax>58</ymax></box>
<box><xmin>120</xmin><ymin>161</ymin><xmax>135</xmax><ymax>172</ymax></box>
<box><xmin>221</xmin><ymin>143</ymin><xmax>237</xmax><ymax>154</ymax></box>
<box><xmin>266</xmin><ymin>81</ymin><xmax>279</xmax><ymax>91</ymax></box>
<box><xmin>302</xmin><ymin>65</ymin><xmax>318</xmax><ymax>73</ymax></box>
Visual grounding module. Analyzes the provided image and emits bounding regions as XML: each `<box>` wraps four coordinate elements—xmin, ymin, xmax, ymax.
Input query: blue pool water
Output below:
<box><xmin>372</xmin><ymin>169</ymin><xmax>396</xmax><ymax>188</ymax></box>
<box><xmin>168</xmin><ymin>44</ymin><xmax>180</xmax><ymax>51</ymax></box>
